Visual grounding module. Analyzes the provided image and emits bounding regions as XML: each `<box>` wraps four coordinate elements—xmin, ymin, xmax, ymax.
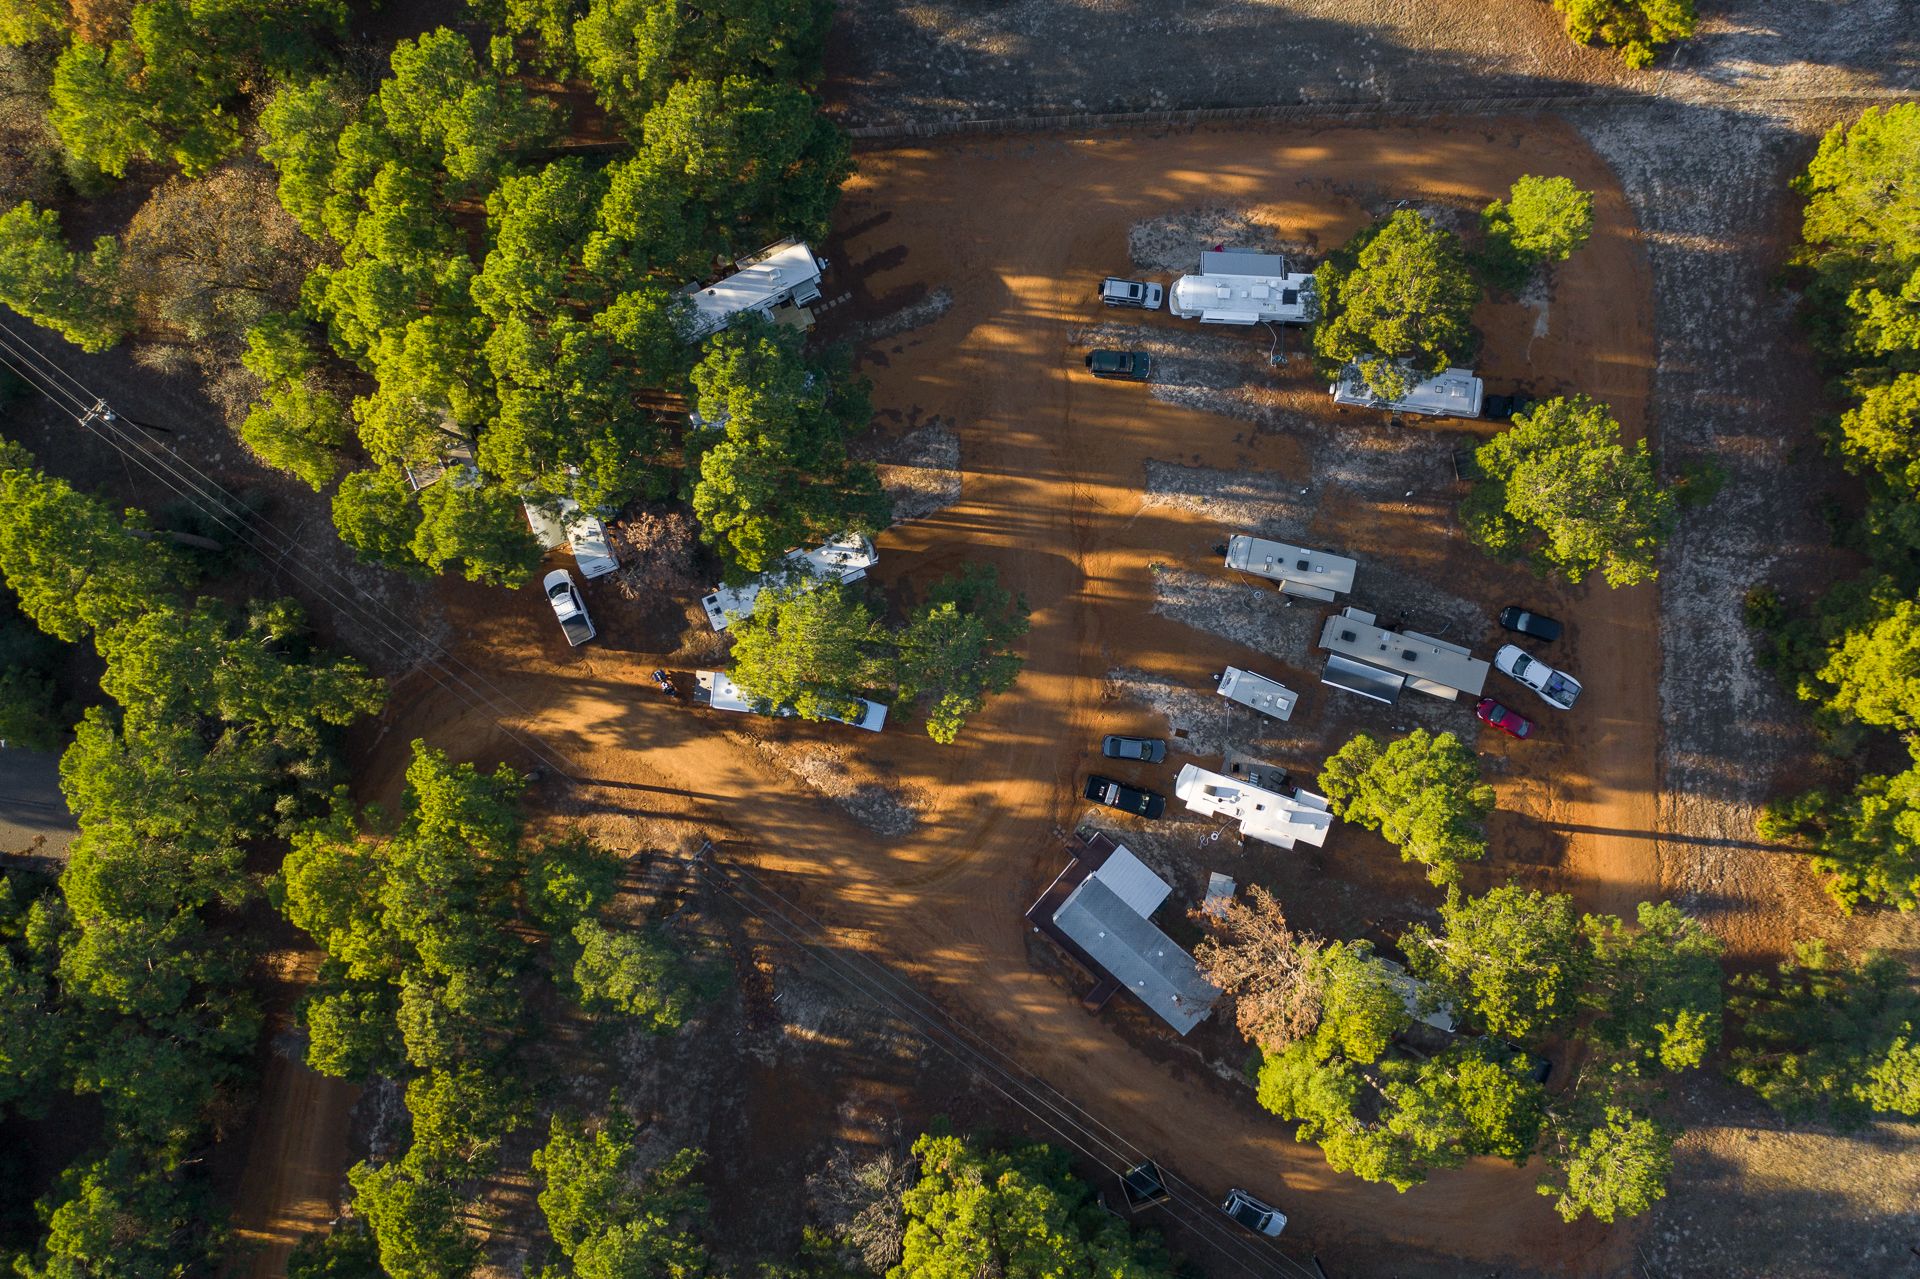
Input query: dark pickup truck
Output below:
<box><xmin>1084</xmin><ymin>774</ymin><xmax>1166</xmax><ymax>818</ymax></box>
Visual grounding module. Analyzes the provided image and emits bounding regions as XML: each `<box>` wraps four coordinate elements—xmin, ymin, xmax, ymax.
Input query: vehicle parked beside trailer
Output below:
<box><xmin>1498</xmin><ymin>606</ymin><xmax>1563</xmax><ymax>643</ymax></box>
<box><xmin>1475</xmin><ymin>697</ymin><xmax>1534</xmax><ymax>739</ymax></box>
<box><xmin>1084</xmin><ymin>775</ymin><xmax>1166</xmax><ymax>818</ymax></box>
<box><xmin>544</xmin><ymin>570</ymin><xmax>595</xmax><ymax>646</ymax></box>
<box><xmin>1495</xmin><ymin>644</ymin><xmax>1581</xmax><ymax>710</ymax></box>
<box><xmin>1084</xmin><ymin>349</ymin><xmax>1153</xmax><ymax>381</ymax></box>
<box><xmin>1102</xmin><ymin>735</ymin><xmax>1167</xmax><ymax>763</ymax></box>
<box><xmin>1099</xmin><ymin>277</ymin><xmax>1164</xmax><ymax>309</ymax></box>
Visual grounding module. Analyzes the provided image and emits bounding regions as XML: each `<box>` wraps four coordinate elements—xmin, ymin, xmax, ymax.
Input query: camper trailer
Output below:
<box><xmin>700</xmin><ymin>534</ymin><xmax>878</xmax><ymax>631</ymax></box>
<box><xmin>1168</xmin><ymin>250</ymin><xmax>1316</xmax><ymax>326</ymax></box>
<box><xmin>683</xmin><ymin>240</ymin><xmax>827</xmax><ymax>339</ymax></box>
<box><xmin>1329</xmin><ymin>362</ymin><xmax>1484</xmax><ymax>419</ymax></box>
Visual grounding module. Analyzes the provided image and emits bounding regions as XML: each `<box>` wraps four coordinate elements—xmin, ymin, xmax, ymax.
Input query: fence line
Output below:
<box><xmin>842</xmin><ymin>84</ymin><xmax>1918</xmax><ymax>140</ymax></box>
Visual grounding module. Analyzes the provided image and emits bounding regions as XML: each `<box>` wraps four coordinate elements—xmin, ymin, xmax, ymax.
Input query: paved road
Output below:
<box><xmin>0</xmin><ymin>748</ymin><xmax>74</xmax><ymax>861</ymax></box>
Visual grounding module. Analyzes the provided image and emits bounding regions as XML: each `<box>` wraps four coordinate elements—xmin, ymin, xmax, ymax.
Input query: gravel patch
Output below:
<box><xmin>736</xmin><ymin>734</ymin><xmax>924</xmax><ymax>837</ymax></box>
<box><xmin>844</xmin><ymin>286</ymin><xmax>954</xmax><ymax>348</ymax></box>
<box><xmin>1152</xmin><ymin>564</ymin><xmax>1322</xmax><ymax>668</ymax></box>
<box><xmin>867</xmin><ymin>419</ymin><xmax>962</xmax><ymax>524</ymax></box>
<box><xmin>1142</xmin><ymin>461</ymin><xmax>1312</xmax><ymax>540</ymax></box>
<box><xmin>1105</xmin><ymin>665</ymin><xmax>1269</xmax><ymax>760</ymax></box>
<box><xmin>1127</xmin><ymin>207</ymin><xmax>1313</xmax><ymax>275</ymax></box>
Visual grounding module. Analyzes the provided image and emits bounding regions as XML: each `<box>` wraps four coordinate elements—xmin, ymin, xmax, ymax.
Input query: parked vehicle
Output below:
<box><xmin>1482</xmin><ymin>392</ymin><xmax>1538</xmax><ymax>422</ymax></box>
<box><xmin>1220</xmin><ymin>1187</ymin><xmax>1288</xmax><ymax>1237</ymax></box>
<box><xmin>544</xmin><ymin>569</ymin><xmax>595</xmax><ymax>646</ymax></box>
<box><xmin>1084</xmin><ymin>774</ymin><xmax>1165</xmax><ymax>818</ymax></box>
<box><xmin>1495</xmin><ymin>644</ymin><xmax>1581</xmax><ymax>710</ymax></box>
<box><xmin>1084</xmin><ymin>349</ymin><xmax>1152</xmax><ymax>381</ymax></box>
<box><xmin>1498</xmin><ymin>605</ymin><xmax>1563</xmax><ymax>643</ymax></box>
<box><xmin>1099</xmin><ymin>277</ymin><xmax>1164</xmax><ymax>310</ymax></box>
<box><xmin>1475</xmin><ymin>697</ymin><xmax>1534</xmax><ymax>739</ymax></box>
<box><xmin>1102</xmin><ymin>735</ymin><xmax>1167</xmax><ymax>763</ymax></box>
<box><xmin>651</xmin><ymin>669</ymin><xmax>680</xmax><ymax>699</ymax></box>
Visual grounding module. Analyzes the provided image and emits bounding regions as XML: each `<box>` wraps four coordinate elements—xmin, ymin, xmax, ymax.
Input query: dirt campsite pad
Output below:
<box><xmin>286</xmin><ymin>117</ymin><xmax>1664</xmax><ymax>1275</ymax></box>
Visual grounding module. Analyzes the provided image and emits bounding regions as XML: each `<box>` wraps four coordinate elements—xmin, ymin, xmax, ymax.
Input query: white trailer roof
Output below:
<box><xmin>1225</xmin><ymin>535</ymin><xmax>1356</xmax><ymax>595</ymax></box>
<box><xmin>1330</xmin><ymin>362</ymin><xmax>1483</xmax><ymax>418</ymax></box>
<box><xmin>685</xmin><ymin>240</ymin><xmax>824</xmax><ymax>338</ymax></box>
<box><xmin>1217</xmin><ymin>666</ymin><xmax>1297</xmax><ymax>721</ymax></box>
<box><xmin>1174</xmin><ymin>763</ymin><xmax>1333</xmax><ymax>849</ymax></box>
<box><xmin>1089</xmin><ymin>844</ymin><xmax>1172</xmax><ymax>918</ymax></box>
<box><xmin>1169</xmin><ymin>253</ymin><xmax>1316</xmax><ymax>325</ymax></box>
<box><xmin>1317</xmin><ymin>606</ymin><xmax>1489</xmax><ymax>699</ymax></box>
<box><xmin>694</xmin><ymin>670</ymin><xmax>886</xmax><ymax>732</ymax></box>
<box><xmin>701</xmin><ymin>534</ymin><xmax>877</xmax><ymax>631</ymax></box>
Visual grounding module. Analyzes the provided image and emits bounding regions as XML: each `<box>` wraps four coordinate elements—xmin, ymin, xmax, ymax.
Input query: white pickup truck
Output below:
<box><xmin>544</xmin><ymin>570</ymin><xmax>595</xmax><ymax>646</ymax></box>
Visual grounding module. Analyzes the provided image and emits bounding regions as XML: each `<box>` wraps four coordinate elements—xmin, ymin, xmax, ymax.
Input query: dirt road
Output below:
<box><xmin>338</xmin><ymin>120</ymin><xmax>1663</xmax><ymax>1275</ymax></box>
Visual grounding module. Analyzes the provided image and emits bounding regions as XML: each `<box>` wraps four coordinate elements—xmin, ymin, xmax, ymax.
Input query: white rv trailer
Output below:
<box><xmin>694</xmin><ymin>671</ymin><xmax>888</xmax><ymax>732</ymax></box>
<box><xmin>684</xmin><ymin>240</ymin><xmax>827</xmax><ymax>340</ymax></box>
<box><xmin>1318</xmin><ymin>606</ymin><xmax>1490</xmax><ymax>701</ymax></box>
<box><xmin>1173</xmin><ymin>763</ymin><xmax>1333</xmax><ymax>850</ymax></box>
<box><xmin>1329</xmin><ymin>362</ymin><xmax>1484</xmax><ymax>419</ymax></box>
<box><xmin>1224</xmin><ymin>535</ymin><xmax>1356</xmax><ymax>602</ymax></box>
<box><xmin>1169</xmin><ymin>250</ymin><xmax>1317</xmax><ymax>326</ymax></box>
<box><xmin>1216</xmin><ymin>666</ymin><xmax>1298</xmax><ymax>722</ymax></box>
<box><xmin>700</xmin><ymin>534</ymin><xmax>878</xmax><ymax>631</ymax></box>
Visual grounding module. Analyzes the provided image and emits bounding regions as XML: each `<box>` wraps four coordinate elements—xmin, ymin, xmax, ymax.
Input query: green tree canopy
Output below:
<box><xmin>1318</xmin><ymin>728</ymin><xmax>1494</xmax><ymax>885</ymax></box>
<box><xmin>896</xmin><ymin>564</ymin><xmax>1029</xmax><ymax>743</ymax></box>
<box><xmin>1480</xmin><ymin>175</ymin><xmax>1595</xmax><ymax>290</ymax></box>
<box><xmin>1729</xmin><ymin>939</ymin><xmax>1920</xmax><ymax>1124</ymax></box>
<box><xmin>894</xmin><ymin>1132</ymin><xmax>1172</xmax><ymax>1279</ymax></box>
<box><xmin>1404</xmin><ymin>885</ymin><xmax>1591</xmax><ymax>1043</ymax></box>
<box><xmin>1795</xmin><ymin>103</ymin><xmax>1920</xmax><ymax>369</ymax></box>
<box><xmin>568</xmin><ymin>919</ymin><xmax>696</xmax><ymax>1033</ymax></box>
<box><xmin>1759</xmin><ymin>765</ymin><xmax>1920</xmax><ymax>912</ymax></box>
<box><xmin>1553</xmin><ymin>0</ymin><xmax>1695</xmax><ymax>68</ymax></box>
<box><xmin>1465</xmin><ymin>394</ymin><xmax>1676</xmax><ymax>587</ymax></box>
<box><xmin>0</xmin><ymin>461</ymin><xmax>180</xmax><ymax>643</ymax></box>
<box><xmin>1582</xmin><ymin>901</ymin><xmax>1724</xmax><ymax>1075</ymax></box>
<box><xmin>1537</xmin><ymin>1102</ymin><xmax>1673</xmax><ymax>1223</ymax></box>
<box><xmin>534</xmin><ymin>1108</ymin><xmax>707</xmax><ymax>1279</ymax></box>
<box><xmin>0</xmin><ymin>201</ymin><xmax>130</xmax><ymax>352</ymax></box>
<box><xmin>1312</xmin><ymin>209</ymin><xmax>1479</xmax><ymax>400</ymax></box>
<box><xmin>726</xmin><ymin>581</ymin><xmax>893</xmax><ymax>723</ymax></box>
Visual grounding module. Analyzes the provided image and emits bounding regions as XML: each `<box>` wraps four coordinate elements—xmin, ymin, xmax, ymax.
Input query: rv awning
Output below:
<box><xmin>1322</xmin><ymin>653</ymin><xmax>1405</xmax><ymax>704</ymax></box>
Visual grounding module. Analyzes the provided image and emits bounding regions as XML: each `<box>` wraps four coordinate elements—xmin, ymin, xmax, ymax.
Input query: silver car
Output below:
<box><xmin>1221</xmin><ymin>1187</ymin><xmax>1287</xmax><ymax>1236</ymax></box>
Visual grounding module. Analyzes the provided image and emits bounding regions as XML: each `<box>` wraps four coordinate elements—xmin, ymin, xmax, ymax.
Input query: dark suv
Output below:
<box><xmin>1499</xmin><ymin>605</ymin><xmax>1563</xmax><ymax>643</ymax></box>
<box><xmin>1084</xmin><ymin>774</ymin><xmax>1165</xmax><ymax>818</ymax></box>
<box><xmin>1084</xmin><ymin>349</ymin><xmax>1152</xmax><ymax>381</ymax></box>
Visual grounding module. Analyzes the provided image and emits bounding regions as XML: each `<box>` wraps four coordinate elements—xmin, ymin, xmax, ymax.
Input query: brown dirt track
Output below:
<box><xmin>270</xmin><ymin>119</ymin><xmax>1664</xmax><ymax>1276</ymax></box>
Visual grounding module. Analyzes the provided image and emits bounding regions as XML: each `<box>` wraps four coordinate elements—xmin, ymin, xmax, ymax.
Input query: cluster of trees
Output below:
<box><xmin>0</xmin><ymin>443</ymin><xmax>383</xmax><ymax>1277</ymax></box>
<box><xmin>248</xmin><ymin>8</ymin><xmax>852</xmax><ymax>582</ymax></box>
<box><xmin>278</xmin><ymin>740</ymin><xmax>711</xmax><ymax>1277</ymax></box>
<box><xmin>1552</xmin><ymin>0</ymin><xmax>1696</xmax><ymax>69</ymax></box>
<box><xmin>1755</xmin><ymin>105</ymin><xmax>1920</xmax><ymax>912</ymax></box>
<box><xmin>797</xmin><ymin>1130</ymin><xmax>1172</xmax><ymax>1279</ymax></box>
<box><xmin>1318</xmin><ymin>728</ymin><xmax>1494</xmax><ymax>885</ymax></box>
<box><xmin>727</xmin><ymin>562</ymin><xmax>1030</xmax><ymax>743</ymax></box>
<box><xmin>1197</xmin><ymin>884</ymin><xmax>1724</xmax><ymax>1222</ymax></box>
<box><xmin>1309</xmin><ymin>179</ymin><xmax>1675</xmax><ymax>589</ymax></box>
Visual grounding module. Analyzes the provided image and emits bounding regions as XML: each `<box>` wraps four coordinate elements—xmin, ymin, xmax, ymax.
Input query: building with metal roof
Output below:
<box><xmin>1052</xmin><ymin>877</ymin><xmax>1219</xmax><ymax>1035</ymax></box>
<box><xmin>1169</xmin><ymin>250</ymin><xmax>1317</xmax><ymax>325</ymax></box>
<box><xmin>1329</xmin><ymin>362</ymin><xmax>1484</xmax><ymax>418</ymax></box>
<box><xmin>1225</xmin><ymin>535</ymin><xmax>1356</xmax><ymax>601</ymax></box>
<box><xmin>1173</xmin><ymin>764</ymin><xmax>1334</xmax><ymax>849</ymax></box>
<box><xmin>684</xmin><ymin>240</ymin><xmax>827</xmax><ymax>339</ymax></box>
<box><xmin>1317</xmin><ymin>606</ymin><xmax>1490</xmax><ymax>700</ymax></box>
<box><xmin>1217</xmin><ymin>666</ymin><xmax>1298</xmax><ymax>722</ymax></box>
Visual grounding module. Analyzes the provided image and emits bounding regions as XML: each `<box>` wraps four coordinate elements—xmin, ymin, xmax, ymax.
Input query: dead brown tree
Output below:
<box><xmin>1192</xmin><ymin>883</ymin><xmax>1326</xmax><ymax>1054</ymax></box>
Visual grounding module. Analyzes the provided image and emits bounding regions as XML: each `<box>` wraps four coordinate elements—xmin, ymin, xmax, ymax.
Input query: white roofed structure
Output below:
<box><xmin>1174</xmin><ymin>764</ymin><xmax>1334</xmax><ymax>849</ymax></box>
<box><xmin>684</xmin><ymin>240</ymin><xmax>827</xmax><ymax>339</ymax></box>
<box><xmin>1087</xmin><ymin>844</ymin><xmax>1172</xmax><ymax>918</ymax></box>
<box><xmin>1217</xmin><ymin>666</ymin><xmax>1298</xmax><ymax>722</ymax></box>
<box><xmin>1169</xmin><ymin>249</ymin><xmax>1316</xmax><ymax>326</ymax></box>
<box><xmin>694</xmin><ymin>670</ymin><xmax>887</xmax><ymax>732</ymax></box>
<box><xmin>1225</xmin><ymin>535</ymin><xmax>1356</xmax><ymax>601</ymax></box>
<box><xmin>1318</xmin><ymin>606</ymin><xmax>1490</xmax><ymax>700</ymax></box>
<box><xmin>701</xmin><ymin>534</ymin><xmax>877</xmax><ymax>631</ymax></box>
<box><xmin>1330</xmin><ymin>362</ymin><xmax>1483</xmax><ymax>418</ymax></box>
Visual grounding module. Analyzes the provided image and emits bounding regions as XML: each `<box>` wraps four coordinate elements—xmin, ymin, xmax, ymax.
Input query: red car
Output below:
<box><xmin>1476</xmin><ymin>697</ymin><xmax>1533</xmax><ymax>739</ymax></box>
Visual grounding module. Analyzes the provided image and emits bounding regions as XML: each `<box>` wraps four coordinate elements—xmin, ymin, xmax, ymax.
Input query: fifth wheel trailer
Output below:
<box><xmin>1330</xmin><ymin>362</ymin><xmax>1483</xmax><ymax>419</ymax></box>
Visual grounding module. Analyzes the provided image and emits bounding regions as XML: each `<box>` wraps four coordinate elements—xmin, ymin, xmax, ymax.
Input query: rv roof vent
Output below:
<box><xmin>1402</xmin><ymin>649</ymin><xmax>1419</xmax><ymax>662</ymax></box>
<box><xmin>1340</xmin><ymin>629</ymin><xmax>1357</xmax><ymax>642</ymax></box>
<box><xmin>1296</xmin><ymin>558</ymin><xmax>1311</xmax><ymax>571</ymax></box>
<box><xmin>1282</xmin><ymin>288</ymin><xmax>1300</xmax><ymax>305</ymax></box>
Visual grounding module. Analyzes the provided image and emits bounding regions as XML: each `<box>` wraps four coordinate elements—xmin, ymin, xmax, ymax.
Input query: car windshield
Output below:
<box><xmin>1545</xmin><ymin>673</ymin><xmax>1578</xmax><ymax>698</ymax></box>
<box><xmin>1510</xmin><ymin>652</ymin><xmax>1533</xmax><ymax>677</ymax></box>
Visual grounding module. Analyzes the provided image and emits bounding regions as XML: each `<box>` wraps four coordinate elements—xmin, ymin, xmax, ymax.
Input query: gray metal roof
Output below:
<box><xmin>1053</xmin><ymin>879</ymin><xmax>1219</xmax><ymax>1035</ymax></box>
<box><xmin>1089</xmin><ymin>845</ymin><xmax>1171</xmax><ymax>918</ymax></box>
<box><xmin>1318</xmin><ymin>607</ymin><xmax>1489</xmax><ymax>698</ymax></box>
<box><xmin>1321</xmin><ymin>652</ymin><xmax>1406</xmax><ymax>704</ymax></box>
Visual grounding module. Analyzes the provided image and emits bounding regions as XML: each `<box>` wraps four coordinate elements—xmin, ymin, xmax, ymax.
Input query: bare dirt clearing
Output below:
<box><xmin>359</xmin><ymin>118</ymin><xmax>1663</xmax><ymax>1276</ymax></box>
